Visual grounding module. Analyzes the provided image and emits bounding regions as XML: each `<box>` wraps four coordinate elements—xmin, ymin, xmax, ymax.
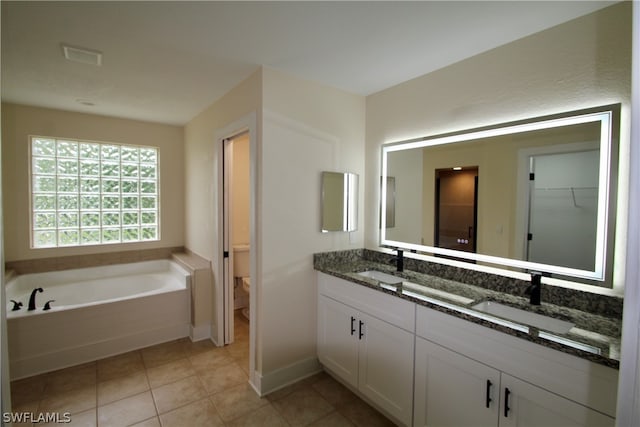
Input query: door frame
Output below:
<box><xmin>221</xmin><ymin>136</ymin><xmax>236</xmax><ymax>344</ymax></box>
<box><xmin>214</xmin><ymin>112</ymin><xmax>258</xmax><ymax>389</ymax></box>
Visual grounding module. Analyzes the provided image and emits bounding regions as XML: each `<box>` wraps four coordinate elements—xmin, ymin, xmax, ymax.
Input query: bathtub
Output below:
<box><xmin>6</xmin><ymin>260</ymin><xmax>191</xmax><ymax>379</ymax></box>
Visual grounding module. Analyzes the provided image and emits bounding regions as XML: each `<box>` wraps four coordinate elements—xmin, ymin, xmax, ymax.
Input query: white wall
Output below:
<box><xmin>616</xmin><ymin>2</ymin><xmax>640</xmax><ymax>425</ymax></box>
<box><xmin>365</xmin><ymin>2</ymin><xmax>631</xmax><ymax>293</ymax></box>
<box><xmin>0</xmin><ymin>102</ymin><xmax>10</xmax><ymax>419</ymax></box>
<box><xmin>259</xmin><ymin>67</ymin><xmax>365</xmax><ymax>383</ymax></box>
<box><xmin>183</xmin><ymin>67</ymin><xmax>365</xmax><ymax>391</ymax></box>
<box><xmin>1</xmin><ymin>103</ymin><xmax>185</xmax><ymax>261</ymax></box>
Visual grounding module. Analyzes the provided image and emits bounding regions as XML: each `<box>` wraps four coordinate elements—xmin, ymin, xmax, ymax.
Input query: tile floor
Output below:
<box><xmin>10</xmin><ymin>311</ymin><xmax>395</xmax><ymax>426</ymax></box>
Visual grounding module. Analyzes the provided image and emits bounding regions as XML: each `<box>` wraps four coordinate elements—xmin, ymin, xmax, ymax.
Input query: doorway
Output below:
<box><xmin>215</xmin><ymin>113</ymin><xmax>257</xmax><ymax>389</ymax></box>
<box><xmin>434</xmin><ymin>167</ymin><xmax>478</xmax><ymax>254</ymax></box>
<box><xmin>222</xmin><ymin>132</ymin><xmax>251</xmax><ymax>345</ymax></box>
<box><xmin>526</xmin><ymin>150</ymin><xmax>599</xmax><ymax>271</ymax></box>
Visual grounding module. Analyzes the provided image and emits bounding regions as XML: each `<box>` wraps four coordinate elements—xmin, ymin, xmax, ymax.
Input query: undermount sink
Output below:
<box><xmin>472</xmin><ymin>301</ymin><xmax>574</xmax><ymax>334</ymax></box>
<box><xmin>357</xmin><ymin>270</ymin><xmax>403</xmax><ymax>285</ymax></box>
<box><xmin>402</xmin><ymin>281</ymin><xmax>474</xmax><ymax>305</ymax></box>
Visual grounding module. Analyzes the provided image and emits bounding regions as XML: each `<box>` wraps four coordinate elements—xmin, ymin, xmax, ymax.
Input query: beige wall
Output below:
<box><xmin>365</xmin><ymin>2</ymin><xmax>631</xmax><ymax>292</ymax></box>
<box><xmin>232</xmin><ymin>133</ymin><xmax>250</xmax><ymax>247</ymax></box>
<box><xmin>1</xmin><ymin>103</ymin><xmax>185</xmax><ymax>261</ymax></box>
<box><xmin>386</xmin><ymin>148</ymin><xmax>424</xmax><ymax>244</ymax></box>
<box><xmin>183</xmin><ymin>69</ymin><xmax>262</xmax><ymax>261</ymax></box>
<box><xmin>183</xmin><ymin>69</ymin><xmax>262</xmax><ymax>347</ymax></box>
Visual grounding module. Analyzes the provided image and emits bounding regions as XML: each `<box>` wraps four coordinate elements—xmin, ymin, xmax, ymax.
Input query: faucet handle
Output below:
<box><xmin>10</xmin><ymin>300</ymin><xmax>23</xmax><ymax>311</ymax></box>
<box><xmin>43</xmin><ymin>300</ymin><xmax>56</xmax><ymax>311</ymax></box>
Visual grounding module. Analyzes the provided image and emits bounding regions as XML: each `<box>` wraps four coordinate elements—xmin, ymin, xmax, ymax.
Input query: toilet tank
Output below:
<box><xmin>233</xmin><ymin>244</ymin><xmax>250</xmax><ymax>278</ymax></box>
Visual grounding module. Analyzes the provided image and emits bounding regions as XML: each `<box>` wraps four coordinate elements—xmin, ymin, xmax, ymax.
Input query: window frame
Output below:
<box><xmin>29</xmin><ymin>135</ymin><xmax>161</xmax><ymax>248</ymax></box>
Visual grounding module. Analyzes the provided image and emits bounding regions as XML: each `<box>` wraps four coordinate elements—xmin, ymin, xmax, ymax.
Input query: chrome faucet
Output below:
<box><xmin>525</xmin><ymin>273</ymin><xmax>542</xmax><ymax>305</ymax></box>
<box><xmin>28</xmin><ymin>287</ymin><xmax>43</xmax><ymax>311</ymax></box>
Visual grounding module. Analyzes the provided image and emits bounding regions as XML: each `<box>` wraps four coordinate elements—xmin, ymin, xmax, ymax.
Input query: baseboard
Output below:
<box><xmin>190</xmin><ymin>324</ymin><xmax>211</xmax><ymax>342</ymax></box>
<box><xmin>10</xmin><ymin>324</ymin><xmax>189</xmax><ymax>380</ymax></box>
<box><xmin>256</xmin><ymin>356</ymin><xmax>322</xmax><ymax>396</ymax></box>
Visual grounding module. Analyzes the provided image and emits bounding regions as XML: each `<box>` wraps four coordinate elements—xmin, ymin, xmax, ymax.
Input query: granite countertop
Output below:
<box><xmin>314</xmin><ymin>251</ymin><xmax>621</xmax><ymax>370</ymax></box>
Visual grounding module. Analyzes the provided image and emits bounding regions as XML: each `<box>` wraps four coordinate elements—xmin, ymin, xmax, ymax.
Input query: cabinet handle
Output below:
<box><xmin>359</xmin><ymin>320</ymin><xmax>364</xmax><ymax>339</ymax></box>
<box><xmin>485</xmin><ymin>380</ymin><xmax>492</xmax><ymax>408</ymax></box>
<box><xmin>504</xmin><ymin>387</ymin><xmax>511</xmax><ymax>417</ymax></box>
<box><xmin>350</xmin><ymin>316</ymin><xmax>356</xmax><ymax>335</ymax></box>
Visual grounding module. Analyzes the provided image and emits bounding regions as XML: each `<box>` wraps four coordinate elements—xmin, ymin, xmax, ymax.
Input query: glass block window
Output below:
<box><xmin>30</xmin><ymin>136</ymin><xmax>159</xmax><ymax>248</ymax></box>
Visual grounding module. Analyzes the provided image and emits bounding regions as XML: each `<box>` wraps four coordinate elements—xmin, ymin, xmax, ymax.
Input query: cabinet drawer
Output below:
<box><xmin>318</xmin><ymin>272</ymin><xmax>415</xmax><ymax>332</ymax></box>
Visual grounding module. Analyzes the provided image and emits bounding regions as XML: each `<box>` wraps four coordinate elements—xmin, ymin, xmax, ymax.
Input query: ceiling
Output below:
<box><xmin>1</xmin><ymin>1</ymin><xmax>618</xmax><ymax>126</ymax></box>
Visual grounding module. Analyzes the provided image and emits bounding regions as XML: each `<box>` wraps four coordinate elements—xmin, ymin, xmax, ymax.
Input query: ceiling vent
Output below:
<box><xmin>62</xmin><ymin>44</ymin><xmax>102</xmax><ymax>66</ymax></box>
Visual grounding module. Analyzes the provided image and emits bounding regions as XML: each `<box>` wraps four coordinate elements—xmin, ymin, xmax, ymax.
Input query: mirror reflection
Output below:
<box><xmin>322</xmin><ymin>171</ymin><xmax>358</xmax><ymax>232</ymax></box>
<box><xmin>381</xmin><ymin>105</ymin><xmax>619</xmax><ymax>285</ymax></box>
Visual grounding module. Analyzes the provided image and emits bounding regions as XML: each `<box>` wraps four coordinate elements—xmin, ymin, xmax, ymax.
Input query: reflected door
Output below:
<box><xmin>435</xmin><ymin>167</ymin><xmax>478</xmax><ymax>253</ymax></box>
<box><xmin>527</xmin><ymin>150</ymin><xmax>599</xmax><ymax>270</ymax></box>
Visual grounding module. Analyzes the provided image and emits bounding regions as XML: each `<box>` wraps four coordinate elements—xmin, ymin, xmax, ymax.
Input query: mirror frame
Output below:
<box><xmin>380</xmin><ymin>104</ymin><xmax>620</xmax><ymax>283</ymax></box>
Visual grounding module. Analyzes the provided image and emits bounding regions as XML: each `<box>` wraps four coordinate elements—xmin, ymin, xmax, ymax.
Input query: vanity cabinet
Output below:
<box><xmin>414</xmin><ymin>305</ymin><xmax>617</xmax><ymax>427</ymax></box>
<box><xmin>315</xmin><ymin>271</ymin><xmax>618</xmax><ymax>427</ymax></box>
<box><xmin>317</xmin><ymin>272</ymin><xmax>415</xmax><ymax>426</ymax></box>
<box><xmin>414</xmin><ymin>336</ymin><xmax>614</xmax><ymax>427</ymax></box>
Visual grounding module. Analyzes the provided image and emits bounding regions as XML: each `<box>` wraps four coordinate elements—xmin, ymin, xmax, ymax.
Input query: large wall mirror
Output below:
<box><xmin>380</xmin><ymin>104</ymin><xmax>620</xmax><ymax>286</ymax></box>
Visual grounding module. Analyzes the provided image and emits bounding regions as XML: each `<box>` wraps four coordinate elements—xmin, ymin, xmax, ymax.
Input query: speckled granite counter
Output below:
<box><xmin>314</xmin><ymin>249</ymin><xmax>623</xmax><ymax>369</ymax></box>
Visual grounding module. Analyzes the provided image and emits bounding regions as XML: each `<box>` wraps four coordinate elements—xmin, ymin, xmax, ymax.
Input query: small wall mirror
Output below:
<box><xmin>380</xmin><ymin>104</ymin><xmax>620</xmax><ymax>286</ymax></box>
<box><xmin>322</xmin><ymin>171</ymin><xmax>358</xmax><ymax>232</ymax></box>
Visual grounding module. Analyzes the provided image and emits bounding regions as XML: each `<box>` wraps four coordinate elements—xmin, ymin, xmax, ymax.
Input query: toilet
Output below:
<box><xmin>233</xmin><ymin>244</ymin><xmax>250</xmax><ymax>320</ymax></box>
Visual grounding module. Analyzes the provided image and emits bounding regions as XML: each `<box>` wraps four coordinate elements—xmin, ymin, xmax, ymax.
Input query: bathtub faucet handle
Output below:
<box><xmin>28</xmin><ymin>287</ymin><xmax>43</xmax><ymax>311</ymax></box>
<box><xmin>10</xmin><ymin>300</ymin><xmax>23</xmax><ymax>311</ymax></box>
<box><xmin>43</xmin><ymin>300</ymin><xmax>55</xmax><ymax>311</ymax></box>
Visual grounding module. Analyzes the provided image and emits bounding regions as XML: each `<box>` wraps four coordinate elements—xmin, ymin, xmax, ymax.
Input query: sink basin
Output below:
<box><xmin>471</xmin><ymin>301</ymin><xmax>574</xmax><ymax>334</ymax></box>
<box><xmin>402</xmin><ymin>281</ymin><xmax>474</xmax><ymax>305</ymax></box>
<box><xmin>356</xmin><ymin>270</ymin><xmax>403</xmax><ymax>285</ymax></box>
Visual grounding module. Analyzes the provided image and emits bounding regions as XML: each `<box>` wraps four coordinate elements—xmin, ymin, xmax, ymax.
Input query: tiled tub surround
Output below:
<box><xmin>314</xmin><ymin>249</ymin><xmax>622</xmax><ymax>369</ymax></box>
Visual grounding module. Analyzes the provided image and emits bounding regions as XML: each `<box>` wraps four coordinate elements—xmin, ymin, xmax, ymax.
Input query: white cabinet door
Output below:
<box><xmin>414</xmin><ymin>337</ymin><xmax>615</xmax><ymax>427</ymax></box>
<box><xmin>317</xmin><ymin>295</ymin><xmax>359</xmax><ymax>388</ymax></box>
<box><xmin>499</xmin><ymin>374</ymin><xmax>614</xmax><ymax>427</ymax></box>
<box><xmin>414</xmin><ymin>337</ymin><xmax>500</xmax><ymax>427</ymax></box>
<box><xmin>359</xmin><ymin>311</ymin><xmax>415</xmax><ymax>426</ymax></box>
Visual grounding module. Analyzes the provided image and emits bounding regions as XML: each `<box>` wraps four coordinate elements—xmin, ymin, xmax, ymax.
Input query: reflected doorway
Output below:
<box><xmin>526</xmin><ymin>150</ymin><xmax>599</xmax><ymax>270</ymax></box>
<box><xmin>434</xmin><ymin>167</ymin><xmax>478</xmax><ymax>254</ymax></box>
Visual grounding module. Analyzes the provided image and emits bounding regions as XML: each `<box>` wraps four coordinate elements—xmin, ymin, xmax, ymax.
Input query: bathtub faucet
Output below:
<box><xmin>28</xmin><ymin>287</ymin><xmax>43</xmax><ymax>311</ymax></box>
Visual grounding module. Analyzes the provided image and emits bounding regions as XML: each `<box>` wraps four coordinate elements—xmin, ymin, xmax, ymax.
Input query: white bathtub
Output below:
<box><xmin>6</xmin><ymin>260</ymin><xmax>191</xmax><ymax>379</ymax></box>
